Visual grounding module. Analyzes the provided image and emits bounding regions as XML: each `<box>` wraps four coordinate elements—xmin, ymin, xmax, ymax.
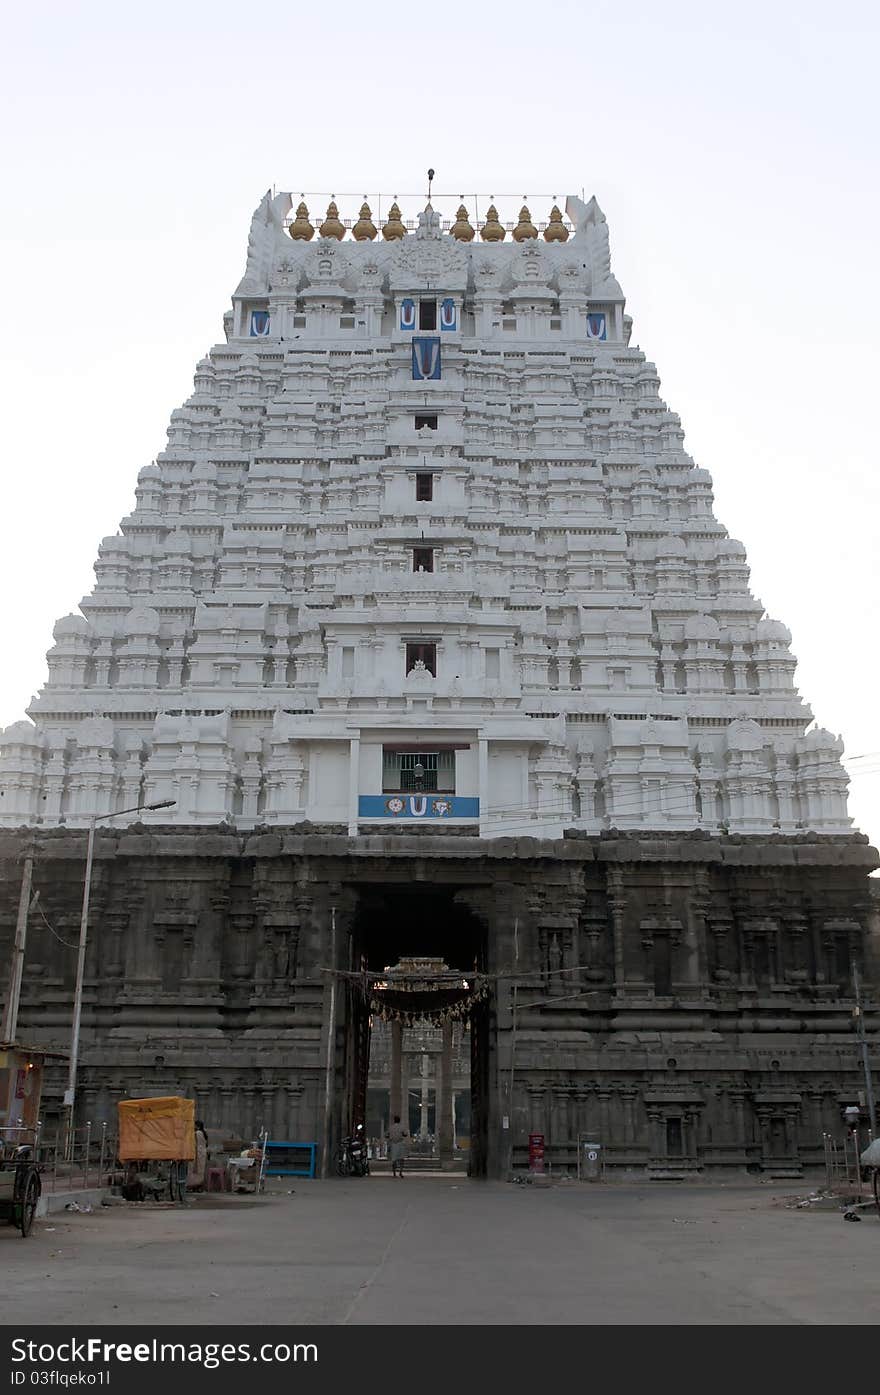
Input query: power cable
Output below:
<box><xmin>460</xmin><ymin>774</ymin><xmax>864</xmax><ymax>832</ymax></box>
<box><xmin>33</xmin><ymin>896</ymin><xmax>78</xmax><ymax>950</ymax></box>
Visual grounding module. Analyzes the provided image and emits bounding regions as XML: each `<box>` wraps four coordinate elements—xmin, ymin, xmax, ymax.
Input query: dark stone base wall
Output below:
<box><xmin>1</xmin><ymin>826</ymin><xmax>878</xmax><ymax>1178</ymax></box>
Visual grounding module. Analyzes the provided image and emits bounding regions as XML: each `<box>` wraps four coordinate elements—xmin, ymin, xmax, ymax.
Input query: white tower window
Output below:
<box><xmin>419</xmin><ymin>299</ymin><xmax>437</xmax><ymax>330</ymax></box>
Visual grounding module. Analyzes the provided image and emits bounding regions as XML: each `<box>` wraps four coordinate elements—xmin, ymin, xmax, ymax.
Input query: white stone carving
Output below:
<box><xmin>236</xmin><ymin>189</ymin><xmax>293</xmax><ymax>295</ymax></box>
<box><xmin>0</xmin><ymin>186</ymin><xmax>855</xmax><ymax>837</ymax></box>
<box><xmin>389</xmin><ymin>232</ymin><xmax>467</xmax><ymax>290</ymax></box>
<box><xmin>415</xmin><ymin>203</ymin><xmax>442</xmax><ymax>239</ymax></box>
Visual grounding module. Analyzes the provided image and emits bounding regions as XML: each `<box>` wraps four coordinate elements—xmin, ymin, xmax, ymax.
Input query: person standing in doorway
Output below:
<box><xmin>389</xmin><ymin>1115</ymin><xmax>409</xmax><ymax>1178</ymax></box>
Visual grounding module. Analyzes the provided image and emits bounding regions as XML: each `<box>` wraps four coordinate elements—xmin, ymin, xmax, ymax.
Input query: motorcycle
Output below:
<box><xmin>336</xmin><ymin>1124</ymin><xmax>369</xmax><ymax>1177</ymax></box>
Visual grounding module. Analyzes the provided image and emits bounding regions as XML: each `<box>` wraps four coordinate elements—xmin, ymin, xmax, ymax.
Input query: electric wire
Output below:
<box><xmin>456</xmin><ymin>775</ymin><xmax>865</xmax><ymax>833</ymax></box>
<box><xmin>33</xmin><ymin>896</ymin><xmax>78</xmax><ymax>949</ymax></box>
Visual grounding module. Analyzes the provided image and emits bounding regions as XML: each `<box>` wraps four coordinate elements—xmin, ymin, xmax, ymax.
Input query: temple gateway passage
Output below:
<box><xmin>1</xmin><ymin>188</ymin><xmax>877</xmax><ymax>1178</ymax></box>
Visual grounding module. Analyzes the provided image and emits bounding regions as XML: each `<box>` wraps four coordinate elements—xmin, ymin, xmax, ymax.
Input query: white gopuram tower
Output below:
<box><xmin>0</xmin><ymin>189</ymin><xmax>852</xmax><ymax>839</ymax></box>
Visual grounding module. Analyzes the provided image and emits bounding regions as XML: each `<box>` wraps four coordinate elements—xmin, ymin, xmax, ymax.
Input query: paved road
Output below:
<box><xmin>4</xmin><ymin>1178</ymin><xmax>878</xmax><ymax>1325</ymax></box>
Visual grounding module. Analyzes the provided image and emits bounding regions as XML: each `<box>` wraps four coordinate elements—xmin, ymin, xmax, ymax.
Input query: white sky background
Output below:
<box><xmin>1</xmin><ymin>0</ymin><xmax>878</xmax><ymax>844</ymax></box>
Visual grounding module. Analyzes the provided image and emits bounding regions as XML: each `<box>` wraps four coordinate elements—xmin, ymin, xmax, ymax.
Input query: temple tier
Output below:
<box><xmin>0</xmin><ymin>188</ymin><xmax>875</xmax><ymax>1178</ymax></box>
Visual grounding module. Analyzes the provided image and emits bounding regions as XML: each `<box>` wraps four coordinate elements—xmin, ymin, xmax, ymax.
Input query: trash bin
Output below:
<box><xmin>581</xmin><ymin>1141</ymin><xmax>602</xmax><ymax>1182</ymax></box>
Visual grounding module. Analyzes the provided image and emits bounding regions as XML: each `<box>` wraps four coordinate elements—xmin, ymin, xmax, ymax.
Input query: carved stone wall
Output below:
<box><xmin>1</xmin><ymin>826</ymin><xmax>877</xmax><ymax>1178</ymax></box>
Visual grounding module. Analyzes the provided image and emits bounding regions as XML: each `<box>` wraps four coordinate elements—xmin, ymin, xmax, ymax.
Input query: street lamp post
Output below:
<box><xmin>64</xmin><ymin>800</ymin><xmax>175</xmax><ymax>1155</ymax></box>
<box><xmin>0</xmin><ymin>838</ymin><xmax>35</xmax><ymax>1045</ymax></box>
<box><xmin>852</xmin><ymin>963</ymin><xmax>877</xmax><ymax>1138</ymax></box>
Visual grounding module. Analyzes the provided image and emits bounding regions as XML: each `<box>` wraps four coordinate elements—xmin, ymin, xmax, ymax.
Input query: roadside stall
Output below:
<box><xmin>117</xmin><ymin>1096</ymin><xmax>195</xmax><ymax>1203</ymax></box>
<box><xmin>0</xmin><ymin>1041</ymin><xmax>65</xmax><ymax>1237</ymax></box>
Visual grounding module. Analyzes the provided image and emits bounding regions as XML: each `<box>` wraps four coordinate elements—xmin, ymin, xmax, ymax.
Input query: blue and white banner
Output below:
<box><xmin>440</xmin><ymin>297</ymin><xmax>457</xmax><ymax>331</ymax></box>
<box><xmin>400</xmin><ymin>298</ymin><xmax>416</xmax><ymax>331</ymax></box>
<box><xmin>250</xmin><ymin>310</ymin><xmax>271</xmax><ymax>337</ymax></box>
<box><xmin>586</xmin><ymin>312</ymin><xmax>607</xmax><ymax>341</ymax></box>
<box><xmin>412</xmin><ymin>336</ymin><xmax>441</xmax><ymax>380</ymax></box>
<box><xmin>359</xmin><ymin>795</ymin><xmax>480</xmax><ymax>820</ymax></box>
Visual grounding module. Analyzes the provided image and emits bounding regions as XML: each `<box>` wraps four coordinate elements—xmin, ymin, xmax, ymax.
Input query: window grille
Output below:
<box><xmin>382</xmin><ymin>749</ymin><xmax>455</xmax><ymax>793</ymax></box>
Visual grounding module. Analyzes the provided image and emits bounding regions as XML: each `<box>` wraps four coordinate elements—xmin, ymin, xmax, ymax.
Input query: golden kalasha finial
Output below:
<box><xmin>319</xmin><ymin>200</ymin><xmax>346</xmax><ymax>240</ymax></box>
<box><xmin>289</xmin><ymin>201</ymin><xmax>315</xmax><ymax>241</ymax></box>
<box><xmin>381</xmin><ymin>201</ymin><xmax>406</xmax><ymax>240</ymax></box>
<box><xmin>512</xmin><ymin>205</ymin><xmax>538</xmax><ymax>242</ymax></box>
<box><xmin>352</xmin><ymin>201</ymin><xmax>378</xmax><ymax>241</ymax></box>
<box><xmin>543</xmin><ymin>204</ymin><xmax>569</xmax><ymax>242</ymax></box>
<box><xmin>480</xmin><ymin>204</ymin><xmax>505</xmax><ymax>242</ymax></box>
<box><xmin>450</xmin><ymin>204</ymin><xmax>475</xmax><ymax>241</ymax></box>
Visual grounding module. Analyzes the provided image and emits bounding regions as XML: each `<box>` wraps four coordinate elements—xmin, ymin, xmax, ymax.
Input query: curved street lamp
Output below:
<box><xmin>64</xmin><ymin>800</ymin><xmax>175</xmax><ymax>1154</ymax></box>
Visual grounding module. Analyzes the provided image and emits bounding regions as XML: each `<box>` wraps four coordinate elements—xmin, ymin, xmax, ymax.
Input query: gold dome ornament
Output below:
<box><xmin>352</xmin><ymin>201</ymin><xmax>378</xmax><ymax>241</ymax></box>
<box><xmin>289</xmin><ymin>201</ymin><xmax>315</xmax><ymax>241</ymax></box>
<box><xmin>381</xmin><ymin>201</ymin><xmax>406</xmax><ymax>240</ymax></box>
<box><xmin>512</xmin><ymin>205</ymin><xmax>538</xmax><ymax>242</ymax></box>
<box><xmin>480</xmin><ymin>204</ymin><xmax>505</xmax><ymax>242</ymax></box>
<box><xmin>543</xmin><ymin>205</ymin><xmax>569</xmax><ymax>242</ymax></box>
<box><xmin>319</xmin><ymin>200</ymin><xmax>345</xmax><ymax>240</ymax></box>
<box><xmin>450</xmin><ymin>204</ymin><xmax>475</xmax><ymax>241</ymax></box>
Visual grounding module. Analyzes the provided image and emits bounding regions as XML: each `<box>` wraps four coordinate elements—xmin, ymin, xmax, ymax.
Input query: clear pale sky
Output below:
<box><xmin>2</xmin><ymin>1</ymin><xmax>878</xmax><ymax>844</ymax></box>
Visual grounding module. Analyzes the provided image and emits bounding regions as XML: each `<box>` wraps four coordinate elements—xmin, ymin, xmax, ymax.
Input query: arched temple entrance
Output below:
<box><xmin>341</xmin><ymin>884</ymin><xmax>490</xmax><ymax>1176</ymax></box>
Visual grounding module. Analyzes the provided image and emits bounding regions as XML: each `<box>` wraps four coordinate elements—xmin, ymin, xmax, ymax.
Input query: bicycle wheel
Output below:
<box><xmin>336</xmin><ymin>1154</ymin><xmax>349</xmax><ymax>1177</ymax></box>
<box><xmin>17</xmin><ymin>1170</ymin><xmax>40</xmax><ymax>1238</ymax></box>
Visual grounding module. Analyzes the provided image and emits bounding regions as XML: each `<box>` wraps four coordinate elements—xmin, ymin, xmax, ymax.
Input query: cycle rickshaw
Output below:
<box><xmin>0</xmin><ymin>1043</ymin><xmax>62</xmax><ymax>1237</ymax></box>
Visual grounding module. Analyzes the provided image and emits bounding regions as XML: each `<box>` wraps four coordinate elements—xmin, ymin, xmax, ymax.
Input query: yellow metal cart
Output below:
<box><xmin>117</xmin><ymin>1096</ymin><xmax>196</xmax><ymax>1203</ymax></box>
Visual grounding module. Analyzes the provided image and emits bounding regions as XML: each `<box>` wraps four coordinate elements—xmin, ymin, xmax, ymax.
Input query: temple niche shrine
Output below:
<box><xmin>1</xmin><ymin>185</ymin><xmax>877</xmax><ymax>1178</ymax></box>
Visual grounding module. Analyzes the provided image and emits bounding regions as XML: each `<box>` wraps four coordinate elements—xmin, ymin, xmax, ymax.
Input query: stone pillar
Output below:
<box><xmin>597</xmin><ymin>1090</ymin><xmax>611</xmax><ymax>1147</ymax></box>
<box><xmin>259</xmin><ymin>1086</ymin><xmax>274</xmax><ymax>1137</ymax></box>
<box><xmin>784</xmin><ymin>1105</ymin><xmax>801</xmax><ymax>1167</ymax></box>
<box><xmin>390</xmin><ymin>1021</ymin><xmax>404</xmax><ymax>1126</ymax></box>
<box><xmin>287</xmin><ymin>1085</ymin><xmax>303</xmax><ymax>1140</ymax></box>
<box><xmin>574</xmin><ymin>1086</ymin><xmax>592</xmax><ymax>1143</ymax></box>
<box><xmin>647</xmin><ymin>1108</ymin><xmax>662</xmax><ymax>1159</ymax></box>
<box><xmin>82</xmin><ymin>1088</ymin><xmax>99</xmax><ymax>1138</ymax></box>
<box><xmin>607</xmin><ymin>869</ymin><xmax>628</xmax><ymax>993</ymax></box>
<box><xmin>478</xmin><ymin>736</ymin><xmax>490</xmax><ymax>833</ymax></box>
<box><xmin>527</xmin><ymin>1084</ymin><xmax>545</xmax><ymax>1138</ymax></box>
<box><xmin>729</xmin><ymin>1090</ymin><xmax>746</xmax><ymax>1153</ymax></box>
<box><xmin>241</xmin><ymin>1085</ymin><xmax>257</xmax><ymax>1139</ymax></box>
<box><xmin>807</xmin><ymin>1091</ymin><xmax>826</xmax><ymax>1145</ymax></box>
<box><xmin>438</xmin><ymin>1021</ymin><xmax>454</xmax><ymax>1167</ymax></box>
<box><xmin>756</xmin><ymin>1107</ymin><xmax>771</xmax><ymax>1165</ymax></box>
<box><xmin>684</xmin><ymin>1109</ymin><xmax>698</xmax><ymax>1161</ymax></box>
<box><xmin>220</xmin><ymin>1088</ymin><xmax>236</xmax><ymax>1136</ymax></box>
<box><xmin>419</xmin><ymin>1052</ymin><xmax>430</xmax><ymax>1140</ymax></box>
<box><xmin>347</xmin><ymin>735</ymin><xmax>360</xmax><ymax>836</ymax></box>
<box><xmin>689</xmin><ymin>870</ymin><xmax>711</xmax><ymax>989</ymax></box>
<box><xmin>549</xmin><ymin>1086</ymin><xmax>564</xmax><ymax>1149</ymax></box>
<box><xmin>620</xmin><ymin>1088</ymin><xmax>637</xmax><ymax>1145</ymax></box>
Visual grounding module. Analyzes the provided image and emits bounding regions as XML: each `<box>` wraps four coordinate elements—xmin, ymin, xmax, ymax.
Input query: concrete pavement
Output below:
<box><xmin>4</xmin><ymin>1177</ymin><xmax>878</xmax><ymax>1325</ymax></box>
